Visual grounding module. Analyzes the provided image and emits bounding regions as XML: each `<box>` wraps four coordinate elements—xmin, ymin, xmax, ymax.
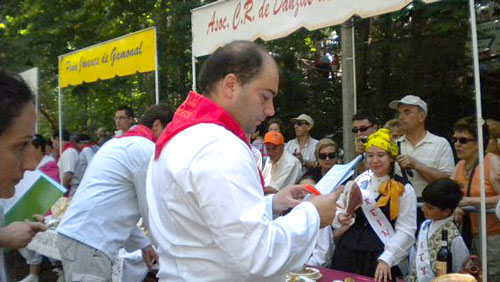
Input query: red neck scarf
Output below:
<box><xmin>79</xmin><ymin>144</ymin><xmax>93</xmax><ymax>151</ymax></box>
<box><xmin>155</xmin><ymin>91</ymin><xmax>264</xmax><ymax>188</ymax></box>
<box><xmin>62</xmin><ymin>142</ymin><xmax>78</xmax><ymax>153</ymax></box>
<box><xmin>117</xmin><ymin>124</ymin><xmax>155</xmax><ymax>142</ymax></box>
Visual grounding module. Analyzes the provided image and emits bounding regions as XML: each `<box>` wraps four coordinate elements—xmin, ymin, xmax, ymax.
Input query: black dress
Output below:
<box><xmin>329</xmin><ymin>199</ymin><xmax>402</xmax><ymax>280</ymax></box>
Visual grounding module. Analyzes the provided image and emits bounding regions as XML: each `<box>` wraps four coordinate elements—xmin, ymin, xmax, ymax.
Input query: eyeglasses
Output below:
<box><xmin>295</xmin><ymin>121</ymin><xmax>309</xmax><ymax>126</ymax></box>
<box><xmin>351</xmin><ymin>124</ymin><xmax>374</xmax><ymax>134</ymax></box>
<box><xmin>114</xmin><ymin>116</ymin><xmax>130</xmax><ymax>121</ymax></box>
<box><xmin>452</xmin><ymin>137</ymin><xmax>476</xmax><ymax>144</ymax></box>
<box><xmin>318</xmin><ymin>152</ymin><xmax>338</xmax><ymax>160</ymax></box>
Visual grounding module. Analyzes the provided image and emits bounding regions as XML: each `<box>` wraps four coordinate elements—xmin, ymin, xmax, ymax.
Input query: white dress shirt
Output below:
<box><xmin>262</xmin><ymin>150</ymin><xmax>302</xmax><ymax>191</ymax></box>
<box><xmin>58</xmin><ymin>146</ymin><xmax>79</xmax><ymax>188</ymax></box>
<box><xmin>73</xmin><ymin>146</ymin><xmax>95</xmax><ymax>184</ymax></box>
<box><xmin>333</xmin><ymin>174</ymin><xmax>417</xmax><ymax>267</ymax></box>
<box><xmin>395</xmin><ymin>132</ymin><xmax>455</xmax><ymax>196</ymax></box>
<box><xmin>146</xmin><ymin>124</ymin><xmax>320</xmax><ymax>282</ymax></box>
<box><xmin>424</xmin><ymin>217</ymin><xmax>469</xmax><ymax>273</ymax></box>
<box><xmin>57</xmin><ymin>136</ymin><xmax>153</xmax><ymax>261</ymax></box>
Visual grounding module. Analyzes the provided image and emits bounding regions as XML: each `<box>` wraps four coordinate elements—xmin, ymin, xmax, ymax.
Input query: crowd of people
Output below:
<box><xmin>1</xmin><ymin>40</ymin><xmax>500</xmax><ymax>282</ymax></box>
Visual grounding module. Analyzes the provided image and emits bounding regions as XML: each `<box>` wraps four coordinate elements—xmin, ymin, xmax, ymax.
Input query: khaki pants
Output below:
<box><xmin>473</xmin><ymin>234</ymin><xmax>500</xmax><ymax>282</ymax></box>
<box><xmin>57</xmin><ymin>234</ymin><xmax>112</xmax><ymax>282</ymax></box>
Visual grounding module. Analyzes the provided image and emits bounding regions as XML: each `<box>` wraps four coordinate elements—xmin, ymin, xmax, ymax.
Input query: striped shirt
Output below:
<box><xmin>395</xmin><ymin>131</ymin><xmax>455</xmax><ymax>196</ymax></box>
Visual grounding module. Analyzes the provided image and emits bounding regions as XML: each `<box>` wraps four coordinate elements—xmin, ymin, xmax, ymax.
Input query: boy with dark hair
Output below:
<box><xmin>409</xmin><ymin>179</ymin><xmax>469</xmax><ymax>282</ymax></box>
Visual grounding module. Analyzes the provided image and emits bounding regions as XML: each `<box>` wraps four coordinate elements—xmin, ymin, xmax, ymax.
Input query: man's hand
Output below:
<box><xmin>396</xmin><ymin>155</ymin><xmax>418</xmax><ymax>170</ymax></box>
<box><xmin>272</xmin><ymin>185</ymin><xmax>311</xmax><ymax>212</ymax></box>
<box><xmin>0</xmin><ymin>220</ymin><xmax>46</xmax><ymax>249</ymax></box>
<box><xmin>308</xmin><ymin>193</ymin><xmax>339</xmax><ymax>228</ymax></box>
<box><xmin>355</xmin><ymin>136</ymin><xmax>366</xmax><ymax>155</ymax></box>
<box><xmin>374</xmin><ymin>260</ymin><xmax>392</xmax><ymax>282</ymax></box>
<box><xmin>141</xmin><ymin>245</ymin><xmax>158</xmax><ymax>270</ymax></box>
<box><xmin>454</xmin><ymin>207</ymin><xmax>465</xmax><ymax>224</ymax></box>
<box><xmin>264</xmin><ymin>186</ymin><xmax>278</xmax><ymax>195</ymax></box>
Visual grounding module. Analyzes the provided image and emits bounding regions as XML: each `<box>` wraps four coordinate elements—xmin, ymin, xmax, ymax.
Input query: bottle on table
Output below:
<box><xmin>436</xmin><ymin>229</ymin><xmax>452</xmax><ymax>277</ymax></box>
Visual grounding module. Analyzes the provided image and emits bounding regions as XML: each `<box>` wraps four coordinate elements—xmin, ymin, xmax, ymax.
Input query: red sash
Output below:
<box><xmin>79</xmin><ymin>144</ymin><xmax>93</xmax><ymax>151</ymax></box>
<box><xmin>155</xmin><ymin>91</ymin><xmax>265</xmax><ymax>189</ymax></box>
<box><xmin>117</xmin><ymin>124</ymin><xmax>155</xmax><ymax>142</ymax></box>
<box><xmin>62</xmin><ymin>142</ymin><xmax>78</xmax><ymax>153</ymax></box>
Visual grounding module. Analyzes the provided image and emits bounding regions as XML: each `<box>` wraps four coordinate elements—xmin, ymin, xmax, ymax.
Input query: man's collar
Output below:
<box><xmin>399</xmin><ymin>131</ymin><xmax>431</xmax><ymax>147</ymax></box>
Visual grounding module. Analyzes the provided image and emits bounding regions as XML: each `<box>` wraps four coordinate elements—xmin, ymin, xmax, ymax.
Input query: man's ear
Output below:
<box><xmin>220</xmin><ymin>73</ymin><xmax>240</xmax><ymax>99</ymax></box>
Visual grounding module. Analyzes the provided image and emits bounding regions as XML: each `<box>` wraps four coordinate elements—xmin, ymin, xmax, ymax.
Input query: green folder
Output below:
<box><xmin>4</xmin><ymin>170</ymin><xmax>66</xmax><ymax>225</ymax></box>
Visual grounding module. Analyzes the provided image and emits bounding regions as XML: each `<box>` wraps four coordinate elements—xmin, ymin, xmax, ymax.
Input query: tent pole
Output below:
<box><xmin>192</xmin><ymin>54</ymin><xmax>197</xmax><ymax>91</ymax></box>
<box><xmin>341</xmin><ymin>20</ymin><xmax>356</xmax><ymax>163</ymax></box>
<box><xmin>57</xmin><ymin>86</ymin><xmax>63</xmax><ymax>162</ymax></box>
<box><xmin>154</xmin><ymin>27</ymin><xmax>159</xmax><ymax>105</ymax></box>
<box><xmin>351</xmin><ymin>20</ymin><xmax>357</xmax><ymax>114</ymax></box>
<box><xmin>468</xmin><ymin>1</ymin><xmax>488</xmax><ymax>281</ymax></box>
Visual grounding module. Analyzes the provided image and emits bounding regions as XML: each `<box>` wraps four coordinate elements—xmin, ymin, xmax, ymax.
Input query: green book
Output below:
<box><xmin>4</xmin><ymin>170</ymin><xmax>66</xmax><ymax>225</ymax></box>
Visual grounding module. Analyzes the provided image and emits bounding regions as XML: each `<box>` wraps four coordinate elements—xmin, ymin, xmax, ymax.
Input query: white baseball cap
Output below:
<box><xmin>388</xmin><ymin>95</ymin><xmax>428</xmax><ymax>113</ymax></box>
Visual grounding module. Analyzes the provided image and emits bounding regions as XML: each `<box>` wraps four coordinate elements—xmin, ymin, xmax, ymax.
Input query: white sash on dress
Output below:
<box><xmin>415</xmin><ymin>220</ymin><xmax>434</xmax><ymax>282</ymax></box>
<box><xmin>355</xmin><ymin>174</ymin><xmax>395</xmax><ymax>245</ymax></box>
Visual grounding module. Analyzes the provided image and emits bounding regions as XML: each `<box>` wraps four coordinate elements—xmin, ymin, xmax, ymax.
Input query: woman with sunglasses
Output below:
<box><xmin>303</xmin><ymin>138</ymin><xmax>340</xmax><ymax>183</ymax></box>
<box><xmin>329</xmin><ymin>129</ymin><xmax>417</xmax><ymax>282</ymax></box>
<box><xmin>452</xmin><ymin>116</ymin><xmax>500</xmax><ymax>280</ymax></box>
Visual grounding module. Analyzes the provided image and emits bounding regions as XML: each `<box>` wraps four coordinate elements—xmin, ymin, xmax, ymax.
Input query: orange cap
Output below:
<box><xmin>264</xmin><ymin>131</ymin><xmax>284</xmax><ymax>145</ymax></box>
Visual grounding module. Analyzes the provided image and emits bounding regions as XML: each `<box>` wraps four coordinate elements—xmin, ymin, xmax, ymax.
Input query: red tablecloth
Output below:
<box><xmin>316</xmin><ymin>267</ymin><xmax>375</xmax><ymax>282</ymax></box>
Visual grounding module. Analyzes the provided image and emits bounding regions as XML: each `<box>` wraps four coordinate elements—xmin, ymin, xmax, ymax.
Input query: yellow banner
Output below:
<box><xmin>58</xmin><ymin>27</ymin><xmax>156</xmax><ymax>88</ymax></box>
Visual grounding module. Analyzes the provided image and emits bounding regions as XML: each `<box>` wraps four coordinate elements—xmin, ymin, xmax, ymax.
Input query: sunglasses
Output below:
<box><xmin>351</xmin><ymin>124</ymin><xmax>374</xmax><ymax>134</ymax></box>
<box><xmin>318</xmin><ymin>152</ymin><xmax>338</xmax><ymax>160</ymax></box>
<box><xmin>295</xmin><ymin>120</ymin><xmax>310</xmax><ymax>126</ymax></box>
<box><xmin>452</xmin><ymin>137</ymin><xmax>476</xmax><ymax>144</ymax></box>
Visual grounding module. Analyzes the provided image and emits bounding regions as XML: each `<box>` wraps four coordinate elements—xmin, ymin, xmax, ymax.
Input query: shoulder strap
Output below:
<box><xmin>466</xmin><ymin>159</ymin><xmax>479</xmax><ymax>196</ymax></box>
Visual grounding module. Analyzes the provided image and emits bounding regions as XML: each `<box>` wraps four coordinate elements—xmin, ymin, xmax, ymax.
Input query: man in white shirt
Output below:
<box><xmin>285</xmin><ymin>114</ymin><xmax>319</xmax><ymax>172</ymax></box>
<box><xmin>72</xmin><ymin>134</ymin><xmax>95</xmax><ymax>187</ymax></box>
<box><xmin>262</xmin><ymin>131</ymin><xmax>302</xmax><ymax>194</ymax></box>
<box><xmin>146</xmin><ymin>41</ymin><xmax>338</xmax><ymax>282</ymax></box>
<box><xmin>51</xmin><ymin>130</ymin><xmax>79</xmax><ymax>195</ymax></box>
<box><xmin>388</xmin><ymin>95</ymin><xmax>455</xmax><ymax>197</ymax></box>
<box><xmin>57</xmin><ymin>104</ymin><xmax>172</xmax><ymax>282</ymax></box>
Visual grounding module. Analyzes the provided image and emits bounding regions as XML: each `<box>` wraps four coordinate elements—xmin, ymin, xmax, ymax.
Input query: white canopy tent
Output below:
<box><xmin>191</xmin><ymin>0</ymin><xmax>489</xmax><ymax>280</ymax></box>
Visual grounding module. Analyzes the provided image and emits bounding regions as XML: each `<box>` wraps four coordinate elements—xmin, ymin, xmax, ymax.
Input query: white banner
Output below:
<box><xmin>19</xmin><ymin>67</ymin><xmax>39</xmax><ymax>132</ymax></box>
<box><xmin>192</xmin><ymin>0</ymin><xmax>441</xmax><ymax>57</ymax></box>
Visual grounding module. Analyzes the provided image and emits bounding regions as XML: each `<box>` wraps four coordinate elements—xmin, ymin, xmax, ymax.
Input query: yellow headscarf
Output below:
<box><xmin>364</xmin><ymin>128</ymin><xmax>403</xmax><ymax>220</ymax></box>
<box><xmin>364</xmin><ymin>128</ymin><xmax>399</xmax><ymax>157</ymax></box>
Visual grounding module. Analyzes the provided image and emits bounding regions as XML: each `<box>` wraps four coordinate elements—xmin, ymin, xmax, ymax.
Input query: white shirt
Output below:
<box><xmin>58</xmin><ymin>146</ymin><xmax>79</xmax><ymax>187</ymax></box>
<box><xmin>262</xmin><ymin>150</ymin><xmax>302</xmax><ymax>191</ymax></box>
<box><xmin>417</xmin><ymin>217</ymin><xmax>469</xmax><ymax>274</ymax></box>
<box><xmin>73</xmin><ymin>146</ymin><xmax>95</xmax><ymax>184</ymax></box>
<box><xmin>395</xmin><ymin>132</ymin><xmax>455</xmax><ymax>196</ymax></box>
<box><xmin>333</xmin><ymin>174</ymin><xmax>417</xmax><ymax>267</ymax></box>
<box><xmin>146</xmin><ymin>124</ymin><xmax>320</xmax><ymax>282</ymax></box>
<box><xmin>285</xmin><ymin>137</ymin><xmax>318</xmax><ymax>164</ymax></box>
<box><xmin>57</xmin><ymin>136</ymin><xmax>153</xmax><ymax>261</ymax></box>
<box><xmin>250</xmin><ymin>146</ymin><xmax>263</xmax><ymax>172</ymax></box>
<box><xmin>306</xmin><ymin>226</ymin><xmax>334</xmax><ymax>267</ymax></box>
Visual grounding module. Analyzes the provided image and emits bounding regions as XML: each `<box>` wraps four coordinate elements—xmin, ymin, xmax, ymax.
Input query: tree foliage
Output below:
<box><xmin>1</xmin><ymin>0</ymin><xmax>498</xmax><ymax>146</ymax></box>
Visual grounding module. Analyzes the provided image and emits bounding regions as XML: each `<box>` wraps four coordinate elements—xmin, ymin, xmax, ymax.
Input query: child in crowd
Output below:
<box><xmin>409</xmin><ymin>179</ymin><xmax>469</xmax><ymax>282</ymax></box>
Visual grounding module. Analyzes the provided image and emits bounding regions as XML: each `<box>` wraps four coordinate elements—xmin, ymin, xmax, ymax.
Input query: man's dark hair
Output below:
<box><xmin>198</xmin><ymin>41</ymin><xmax>271</xmax><ymax>95</ymax></box>
<box><xmin>352</xmin><ymin>110</ymin><xmax>379</xmax><ymax>126</ymax></box>
<box><xmin>117</xmin><ymin>105</ymin><xmax>134</xmax><ymax>118</ymax></box>
<box><xmin>32</xmin><ymin>134</ymin><xmax>47</xmax><ymax>154</ymax></box>
<box><xmin>140</xmin><ymin>104</ymin><xmax>173</xmax><ymax>129</ymax></box>
<box><xmin>422</xmin><ymin>179</ymin><xmax>463</xmax><ymax>212</ymax></box>
<box><xmin>78</xmin><ymin>134</ymin><xmax>91</xmax><ymax>143</ymax></box>
<box><xmin>52</xmin><ymin>129</ymin><xmax>70</xmax><ymax>141</ymax></box>
<box><xmin>0</xmin><ymin>68</ymin><xmax>35</xmax><ymax>136</ymax></box>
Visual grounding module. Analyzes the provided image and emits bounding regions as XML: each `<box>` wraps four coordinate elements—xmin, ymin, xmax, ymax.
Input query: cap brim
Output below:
<box><xmin>388</xmin><ymin>100</ymin><xmax>401</xmax><ymax>110</ymax></box>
